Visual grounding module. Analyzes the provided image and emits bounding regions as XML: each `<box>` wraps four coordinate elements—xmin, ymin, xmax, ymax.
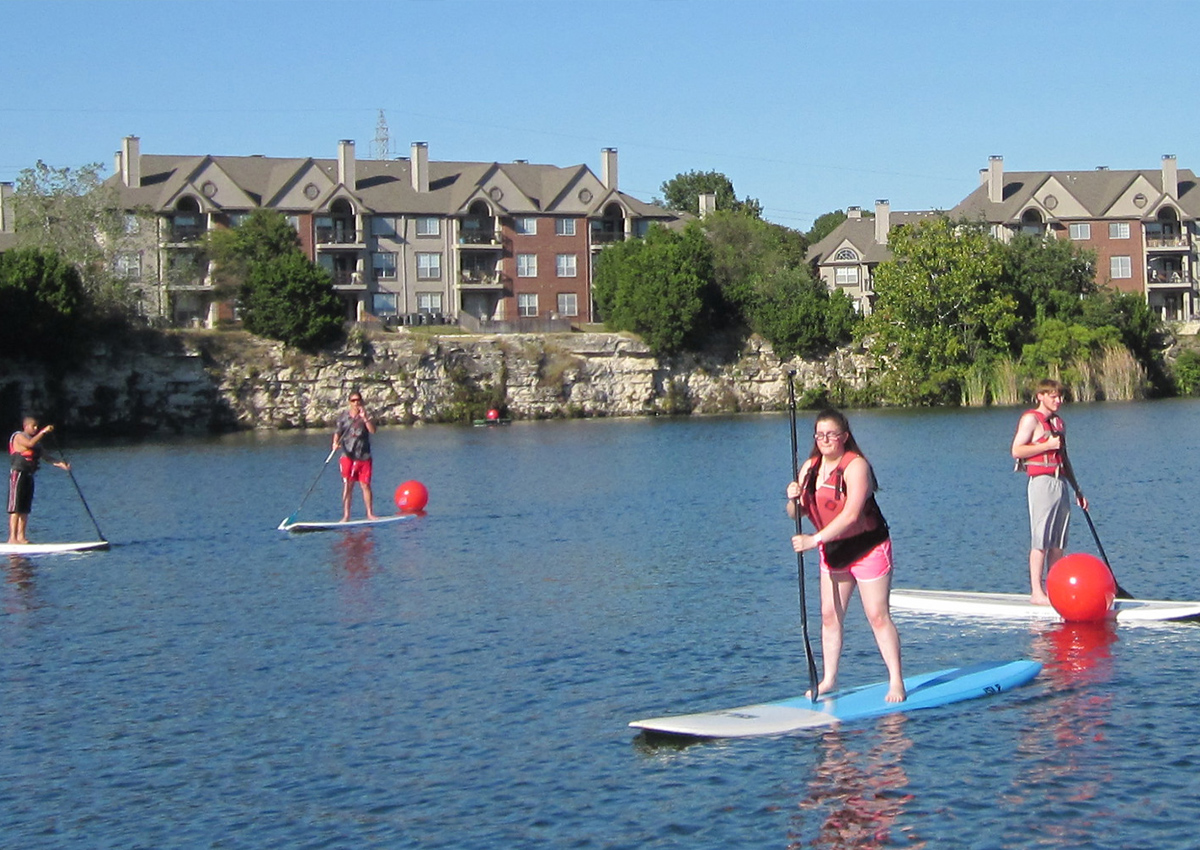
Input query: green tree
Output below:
<box><xmin>863</xmin><ymin>217</ymin><xmax>1017</xmax><ymax>404</ymax></box>
<box><xmin>0</xmin><ymin>247</ymin><xmax>87</xmax><ymax>362</ymax></box>
<box><xmin>747</xmin><ymin>267</ymin><xmax>856</xmax><ymax>359</ymax></box>
<box><xmin>239</xmin><ymin>252</ymin><xmax>345</xmax><ymax>352</ymax></box>
<box><xmin>592</xmin><ymin>223</ymin><xmax>717</xmax><ymax>355</ymax></box>
<box><xmin>806</xmin><ymin>209</ymin><xmax>849</xmax><ymax>245</ymax></box>
<box><xmin>700</xmin><ymin>209</ymin><xmax>808</xmax><ymax>318</ymax></box>
<box><xmin>1001</xmin><ymin>232</ymin><xmax>1097</xmax><ymax>325</ymax></box>
<box><xmin>659</xmin><ymin>170</ymin><xmax>763</xmax><ymax>218</ymax></box>
<box><xmin>205</xmin><ymin>208</ymin><xmax>302</xmax><ymax>294</ymax></box>
<box><xmin>11</xmin><ymin>160</ymin><xmax>134</xmax><ymax>317</ymax></box>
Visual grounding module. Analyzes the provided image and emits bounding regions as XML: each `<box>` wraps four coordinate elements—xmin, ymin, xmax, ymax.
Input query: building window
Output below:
<box><xmin>556</xmin><ymin>218</ymin><xmax>576</xmax><ymax>236</ymax></box>
<box><xmin>557</xmin><ymin>292</ymin><xmax>579</xmax><ymax>317</ymax></box>
<box><xmin>372</xmin><ymin>293</ymin><xmax>398</xmax><ymax>315</ymax></box>
<box><xmin>114</xmin><ymin>252</ymin><xmax>141</xmax><ymax>281</ymax></box>
<box><xmin>556</xmin><ymin>254</ymin><xmax>577</xmax><ymax>277</ymax></box>
<box><xmin>123</xmin><ymin>214</ymin><xmax>140</xmax><ymax>235</ymax></box>
<box><xmin>518</xmin><ymin>293</ymin><xmax>538</xmax><ymax>317</ymax></box>
<box><xmin>1110</xmin><ymin>256</ymin><xmax>1132</xmax><ymax>279</ymax></box>
<box><xmin>286</xmin><ymin>215</ymin><xmax>300</xmax><ymax>232</ymax></box>
<box><xmin>834</xmin><ymin>267</ymin><xmax>860</xmax><ymax>286</ymax></box>
<box><xmin>373</xmin><ymin>252</ymin><xmax>397</xmax><ymax>280</ymax></box>
<box><xmin>416</xmin><ymin>217</ymin><xmax>440</xmax><ymax>237</ymax></box>
<box><xmin>228</xmin><ymin>213</ymin><xmax>250</xmax><ymax>228</ymax></box>
<box><xmin>834</xmin><ymin>248</ymin><xmax>858</xmax><ymax>261</ymax></box>
<box><xmin>516</xmin><ymin>217</ymin><xmax>537</xmax><ymax>235</ymax></box>
<box><xmin>517</xmin><ymin>253</ymin><xmax>537</xmax><ymax>277</ymax></box>
<box><xmin>1110</xmin><ymin>222</ymin><xmax>1130</xmax><ymax>239</ymax></box>
<box><xmin>417</xmin><ymin>252</ymin><xmax>442</xmax><ymax>280</ymax></box>
<box><xmin>372</xmin><ymin>217</ymin><xmax>397</xmax><ymax>238</ymax></box>
<box><xmin>417</xmin><ymin>292</ymin><xmax>443</xmax><ymax>314</ymax></box>
<box><xmin>1069</xmin><ymin>223</ymin><xmax>1091</xmax><ymax>240</ymax></box>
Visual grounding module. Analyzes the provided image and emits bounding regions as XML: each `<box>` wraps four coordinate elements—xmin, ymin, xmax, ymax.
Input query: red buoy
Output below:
<box><xmin>394</xmin><ymin>480</ymin><xmax>429</xmax><ymax>513</ymax></box>
<box><xmin>1047</xmin><ymin>553</ymin><xmax>1116</xmax><ymax>622</ymax></box>
<box><xmin>486</xmin><ymin>408</ymin><xmax>500</xmax><ymax>421</ymax></box>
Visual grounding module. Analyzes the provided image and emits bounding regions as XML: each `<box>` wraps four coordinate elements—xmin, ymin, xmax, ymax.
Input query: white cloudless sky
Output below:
<box><xmin>2</xmin><ymin>0</ymin><xmax>1195</xmax><ymax>230</ymax></box>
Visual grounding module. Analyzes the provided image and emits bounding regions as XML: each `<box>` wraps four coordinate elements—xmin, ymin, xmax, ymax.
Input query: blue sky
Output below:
<box><xmin>2</xmin><ymin>0</ymin><xmax>1195</xmax><ymax>231</ymax></box>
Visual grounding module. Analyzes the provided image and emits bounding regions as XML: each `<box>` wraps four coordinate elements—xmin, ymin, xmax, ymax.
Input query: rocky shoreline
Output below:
<box><xmin>0</xmin><ymin>329</ymin><xmax>875</xmax><ymax>435</ymax></box>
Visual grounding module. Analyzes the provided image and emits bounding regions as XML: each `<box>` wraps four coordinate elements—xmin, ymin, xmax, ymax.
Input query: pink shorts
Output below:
<box><xmin>819</xmin><ymin>538</ymin><xmax>893</xmax><ymax>582</ymax></box>
<box><xmin>340</xmin><ymin>456</ymin><xmax>373</xmax><ymax>484</ymax></box>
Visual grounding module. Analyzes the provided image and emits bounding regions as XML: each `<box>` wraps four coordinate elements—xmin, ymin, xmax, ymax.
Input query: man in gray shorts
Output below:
<box><xmin>1010</xmin><ymin>379</ymin><xmax>1087</xmax><ymax>605</ymax></box>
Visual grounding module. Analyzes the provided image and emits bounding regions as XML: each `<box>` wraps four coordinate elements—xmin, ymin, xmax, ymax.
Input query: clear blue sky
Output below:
<box><xmin>2</xmin><ymin>0</ymin><xmax>1195</xmax><ymax>231</ymax></box>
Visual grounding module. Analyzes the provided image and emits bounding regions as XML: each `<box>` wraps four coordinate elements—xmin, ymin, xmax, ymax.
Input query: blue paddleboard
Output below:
<box><xmin>629</xmin><ymin>659</ymin><xmax>1041</xmax><ymax>739</ymax></box>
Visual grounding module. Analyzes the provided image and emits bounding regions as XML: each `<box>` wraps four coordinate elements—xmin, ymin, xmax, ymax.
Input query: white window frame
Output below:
<box><xmin>557</xmin><ymin>292</ymin><xmax>579</xmax><ymax>317</ymax></box>
<box><xmin>114</xmin><ymin>251</ymin><xmax>142</xmax><ymax>281</ymax></box>
<box><xmin>415</xmin><ymin>217</ymin><xmax>440</xmax><ymax>237</ymax></box>
<box><xmin>834</xmin><ymin>267</ymin><xmax>859</xmax><ymax>286</ymax></box>
<box><xmin>518</xmin><ymin>293</ymin><xmax>538</xmax><ymax>317</ymax></box>
<box><xmin>417</xmin><ymin>292</ymin><xmax>443</xmax><ymax>314</ymax></box>
<box><xmin>517</xmin><ymin>253</ymin><xmax>537</xmax><ymax>278</ymax></box>
<box><xmin>556</xmin><ymin>218</ymin><xmax>576</xmax><ymax>236</ymax></box>
<box><xmin>1069</xmin><ymin>223</ymin><xmax>1091</xmax><ymax>240</ymax></box>
<box><xmin>1110</xmin><ymin>222</ymin><xmax>1130</xmax><ymax>239</ymax></box>
<box><xmin>372</xmin><ymin>251</ymin><xmax>397</xmax><ymax>280</ymax></box>
<box><xmin>1110</xmin><ymin>256</ymin><xmax>1132</xmax><ymax>279</ymax></box>
<box><xmin>555</xmin><ymin>254</ymin><xmax>577</xmax><ymax>278</ymax></box>
<box><xmin>372</xmin><ymin>216</ymin><xmax>397</xmax><ymax>238</ymax></box>
<box><xmin>372</xmin><ymin>293</ymin><xmax>398</xmax><ymax>315</ymax></box>
<box><xmin>515</xmin><ymin>217</ymin><xmax>538</xmax><ymax>235</ymax></box>
<box><xmin>416</xmin><ymin>252</ymin><xmax>442</xmax><ymax>280</ymax></box>
<box><xmin>123</xmin><ymin>213</ymin><xmax>141</xmax><ymax>235</ymax></box>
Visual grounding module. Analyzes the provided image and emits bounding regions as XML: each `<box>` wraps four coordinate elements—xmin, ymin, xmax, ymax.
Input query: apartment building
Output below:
<box><xmin>106</xmin><ymin>137</ymin><xmax>680</xmax><ymax>328</ymax></box>
<box><xmin>810</xmin><ymin>155</ymin><xmax>1200</xmax><ymax>322</ymax></box>
<box><xmin>805</xmin><ymin>200</ymin><xmax>939</xmax><ymax>315</ymax></box>
<box><xmin>953</xmin><ymin>155</ymin><xmax>1200</xmax><ymax>321</ymax></box>
<box><xmin>0</xmin><ymin>182</ymin><xmax>15</xmax><ymax>254</ymax></box>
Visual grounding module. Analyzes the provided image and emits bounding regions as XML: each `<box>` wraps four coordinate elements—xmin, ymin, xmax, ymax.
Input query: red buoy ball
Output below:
<box><xmin>1047</xmin><ymin>553</ymin><xmax>1116</xmax><ymax>622</ymax></box>
<box><xmin>394</xmin><ymin>480</ymin><xmax>429</xmax><ymax>513</ymax></box>
<box><xmin>486</xmin><ymin>408</ymin><xmax>500</xmax><ymax>421</ymax></box>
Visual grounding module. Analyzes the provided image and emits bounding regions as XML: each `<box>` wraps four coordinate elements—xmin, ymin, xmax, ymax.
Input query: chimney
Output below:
<box><xmin>411</xmin><ymin>141</ymin><xmax>429</xmax><ymax>193</ymax></box>
<box><xmin>121</xmin><ymin>135</ymin><xmax>141</xmax><ymax>188</ymax></box>
<box><xmin>699</xmin><ymin>192</ymin><xmax>716</xmax><ymax>218</ymax></box>
<box><xmin>847</xmin><ymin>206</ymin><xmax>862</xmax><ymax>219</ymax></box>
<box><xmin>601</xmin><ymin>147</ymin><xmax>618</xmax><ymax>190</ymax></box>
<box><xmin>114</xmin><ymin>150</ymin><xmax>123</xmax><ymax>179</ymax></box>
<box><xmin>337</xmin><ymin>139</ymin><xmax>356</xmax><ymax>189</ymax></box>
<box><xmin>979</xmin><ymin>168</ymin><xmax>988</xmax><ymax>186</ymax></box>
<box><xmin>987</xmin><ymin>155</ymin><xmax>1003</xmax><ymax>204</ymax></box>
<box><xmin>1162</xmin><ymin>154</ymin><xmax>1178</xmax><ymax>199</ymax></box>
<box><xmin>0</xmin><ymin>182</ymin><xmax>12</xmax><ymax>232</ymax></box>
<box><xmin>874</xmin><ymin>199</ymin><xmax>891</xmax><ymax>245</ymax></box>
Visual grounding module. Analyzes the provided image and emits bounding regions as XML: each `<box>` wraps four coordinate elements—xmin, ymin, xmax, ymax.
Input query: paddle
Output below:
<box><xmin>280</xmin><ymin>447</ymin><xmax>338</xmax><ymax>529</ymax></box>
<box><xmin>787</xmin><ymin>371</ymin><xmax>821</xmax><ymax>703</ymax></box>
<box><xmin>49</xmin><ymin>433</ymin><xmax>107</xmax><ymax>543</ymax></box>
<box><xmin>1055</xmin><ymin>430</ymin><xmax>1133</xmax><ymax>600</ymax></box>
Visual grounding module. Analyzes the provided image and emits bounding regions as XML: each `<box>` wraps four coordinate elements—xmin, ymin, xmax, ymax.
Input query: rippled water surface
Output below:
<box><xmin>3</xmin><ymin>401</ymin><xmax>1200</xmax><ymax>848</ymax></box>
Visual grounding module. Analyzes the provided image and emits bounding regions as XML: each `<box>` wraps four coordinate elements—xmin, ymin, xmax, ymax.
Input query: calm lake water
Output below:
<box><xmin>3</xmin><ymin>401</ymin><xmax>1200</xmax><ymax>848</ymax></box>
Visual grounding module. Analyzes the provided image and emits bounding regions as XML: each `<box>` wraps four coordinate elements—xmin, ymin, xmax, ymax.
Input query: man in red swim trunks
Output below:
<box><xmin>332</xmin><ymin>392</ymin><xmax>378</xmax><ymax>522</ymax></box>
<box><xmin>8</xmin><ymin>416</ymin><xmax>71</xmax><ymax>544</ymax></box>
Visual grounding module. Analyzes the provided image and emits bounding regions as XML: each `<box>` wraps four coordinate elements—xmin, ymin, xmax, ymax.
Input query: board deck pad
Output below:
<box><xmin>279</xmin><ymin>514</ymin><xmax>416</xmax><ymax>533</ymax></box>
<box><xmin>629</xmin><ymin>659</ymin><xmax>1041</xmax><ymax>739</ymax></box>
<box><xmin>0</xmin><ymin>540</ymin><xmax>110</xmax><ymax>556</ymax></box>
<box><xmin>891</xmin><ymin>588</ymin><xmax>1200</xmax><ymax>624</ymax></box>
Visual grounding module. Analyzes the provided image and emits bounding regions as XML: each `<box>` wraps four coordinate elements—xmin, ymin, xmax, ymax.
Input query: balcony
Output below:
<box><xmin>459</xmin><ymin>269</ymin><xmax>504</xmax><ymax>289</ymax></box>
<box><xmin>457</xmin><ymin>218</ymin><xmax>501</xmax><ymax>249</ymax></box>
<box><xmin>315</xmin><ymin>225</ymin><xmax>362</xmax><ymax>248</ymax></box>
<box><xmin>1146</xmin><ymin>234</ymin><xmax>1189</xmax><ymax>250</ymax></box>
<box><xmin>328</xmin><ymin>270</ymin><xmax>366</xmax><ymax>289</ymax></box>
<box><xmin>590</xmin><ymin>229</ymin><xmax>626</xmax><ymax>247</ymax></box>
<box><xmin>166</xmin><ymin>224</ymin><xmax>206</xmax><ymax>243</ymax></box>
<box><xmin>1147</xmin><ymin>270</ymin><xmax>1195</xmax><ymax>289</ymax></box>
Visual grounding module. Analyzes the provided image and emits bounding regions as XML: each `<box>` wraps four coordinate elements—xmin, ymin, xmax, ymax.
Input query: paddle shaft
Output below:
<box><xmin>49</xmin><ymin>433</ymin><xmax>107</xmax><ymax>543</ymax></box>
<box><xmin>787</xmin><ymin>372</ymin><xmax>821</xmax><ymax>702</ymax></box>
<box><xmin>1055</xmin><ymin>431</ymin><xmax>1133</xmax><ymax>600</ymax></box>
<box><xmin>284</xmin><ymin>447</ymin><xmax>338</xmax><ymax>525</ymax></box>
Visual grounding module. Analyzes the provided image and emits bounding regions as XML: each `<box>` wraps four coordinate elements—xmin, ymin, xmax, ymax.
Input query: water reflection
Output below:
<box><xmin>790</xmin><ymin>714</ymin><xmax>923</xmax><ymax>849</ymax></box>
<box><xmin>3</xmin><ymin>555</ymin><xmax>37</xmax><ymax>614</ymax></box>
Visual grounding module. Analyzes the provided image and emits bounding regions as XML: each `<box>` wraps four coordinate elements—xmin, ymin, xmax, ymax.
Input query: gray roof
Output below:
<box><xmin>951</xmin><ymin>167</ymin><xmax>1200</xmax><ymax>222</ymax></box>
<box><xmin>807</xmin><ymin>210</ymin><xmax>942</xmax><ymax>265</ymax></box>
<box><xmin>107</xmin><ymin>151</ymin><xmax>677</xmax><ymax>222</ymax></box>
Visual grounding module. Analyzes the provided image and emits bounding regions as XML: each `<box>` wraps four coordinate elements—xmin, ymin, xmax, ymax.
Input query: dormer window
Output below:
<box><xmin>834</xmin><ymin>248</ymin><xmax>858</xmax><ymax>261</ymax></box>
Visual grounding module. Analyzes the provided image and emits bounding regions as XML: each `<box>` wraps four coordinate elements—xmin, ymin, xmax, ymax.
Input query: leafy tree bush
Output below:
<box><xmin>0</xmin><ymin>247</ymin><xmax>87</xmax><ymax>362</ymax></box>
<box><xmin>592</xmin><ymin>224</ymin><xmax>718</xmax><ymax>355</ymax></box>
<box><xmin>806</xmin><ymin>210</ymin><xmax>849</xmax><ymax>245</ymax></box>
<box><xmin>1172</xmin><ymin>349</ymin><xmax>1200</xmax><ymax>395</ymax></box>
<box><xmin>239</xmin><ymin>253</ymin><xmax>344</xmax><ymax>352</ymax></box>
<box><xmin>659</xmin><ymin>170</ymin><xmax>763</xmax><ymax>218</ymax></box>
<box><xmin>701</xmin><ymin>210</ymin><xmax>808</xmax><ymax>318</ymax></box>
<box><xmin>746</xmin><ymin>267</ymin><xmax>856</xmax><ymax>359</ymax></box>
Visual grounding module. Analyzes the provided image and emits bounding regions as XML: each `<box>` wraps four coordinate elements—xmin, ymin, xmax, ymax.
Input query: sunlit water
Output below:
<box><xmin>2</xmin><ymin>401</ymin><xmax>1200</xmax><ymax>848</ymax></box>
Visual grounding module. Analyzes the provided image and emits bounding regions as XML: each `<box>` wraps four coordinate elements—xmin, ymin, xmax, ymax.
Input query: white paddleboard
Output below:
<box><xmin>630</xmin><ymin>659</ymin><xmax>1041</xmax><ymax>739</ymax></box>
<box><xmin>891</xmin><ymin>588</ymin><xmax>1200</xmax><ymax>624</ymax></box>
<box><xmin>279</xmin><ymin>514</ymin><xmax>416</xmax><ymax>533</ymax></box>
<box><xmin>0</xmin><ymin>540</ymin><xmax>110</xmax><ymax>556</ymax></box>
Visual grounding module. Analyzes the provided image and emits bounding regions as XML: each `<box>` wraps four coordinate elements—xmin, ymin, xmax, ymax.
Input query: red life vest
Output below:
<box><xmin>1023</xmin><ymin>410</ymin><xmax>1063</xmax><ymax>477</ymax></box>
<box><xmin>9</xmin><ymin>431</ymin><xmax>40</xmax><ymax>474</ymax></box>
<box><xmin>801</xmin><ymin>450</ymin><xmax>889</xmax><ymax>570</ymax></box>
